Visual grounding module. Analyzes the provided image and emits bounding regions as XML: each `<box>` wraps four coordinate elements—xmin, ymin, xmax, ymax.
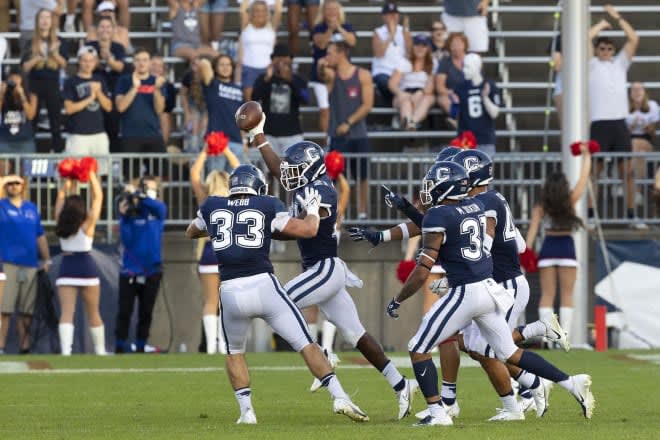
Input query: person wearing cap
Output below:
<box><xmin>0</xmin><ymin>174</ymin><xmax>51</xmax><ymax>354</ymax></box>
<box><xmin>62</xmin><ymin>46</ymin><xmax>112</xmax><ymax>171</ymax></box>
<box><xmin>371</xmin><ymin>2</ymin><xmax>411</xmax><ymax>106</ymax></box>
<box><xmin>0</xmin><ymin>68</ymin><xmax>38</xmax><ymax>154</ymax></box>
<box><xmin>21</xmin><ymin>8</ymin><xmax>68</xmax><ymax>153</ymax></box>
<box><xmin>84</xmin><ymin>0</ymin><xmax>130</xmax><ymax>51</ymax></box>
<box><xmin>388</xmin><ymin>34</ymin><xmax>435</xmax><ymax>131</ymax></box>
<box><xmin>252</xmin><ymin>43</ymin><xmax>309</xmax><ymax>158</ymax></box>
<box><xmin>441</xmin><ymin>0</ymin><xmax>489</xmax><ymax>54</ymax></box>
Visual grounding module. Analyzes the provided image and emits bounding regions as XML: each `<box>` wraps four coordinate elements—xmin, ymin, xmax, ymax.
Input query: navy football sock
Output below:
<box><xmin>412</xmin><ymin>359</ymin><xmax>439</xmax><ymax>400</ymax></box>
<box><xmin>518</xmin><ymin>350</ymin><xmax>569</xmax><ymax>383</ymax></box>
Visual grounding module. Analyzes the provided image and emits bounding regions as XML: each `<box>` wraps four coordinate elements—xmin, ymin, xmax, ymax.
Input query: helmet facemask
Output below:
<box><xmin>279</xmin><ymin>160</ymin><xmax>310</xmax><ymax>192</ymax></box>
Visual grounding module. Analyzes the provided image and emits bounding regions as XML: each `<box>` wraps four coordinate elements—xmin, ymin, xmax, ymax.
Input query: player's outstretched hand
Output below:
<box><xmin>386</xmin><ymin>297</ymin><xmax>401</xmax><ymax>319</ymax></box>
<box><xmin>429</xmin><ymin>277</ymin><xmax>449</xmax><ymax>296</ymax></box>
<box><xmin>348</xmin><ymin>227</ymin><xmax>383</xmax><ymax>246</ymax></box>
<box><xmin>383</xmin><ymin>185</ymin><xmax>412</xmax><ymax>211</ymax></box>
<box><xmin>248</xmin><ymin>112</ymin><xmax>266</xmax><ymax>140</ymax></box>
<box><xmin>296</xmin><ymin>187</ymin><xmax>321</xmax><ymax>217</ymax></box>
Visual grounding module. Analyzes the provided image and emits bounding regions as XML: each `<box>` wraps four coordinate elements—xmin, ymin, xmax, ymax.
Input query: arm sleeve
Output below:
<box><xmin>515</xmin><ymin>227</ymin><xmax>526</xmax><ymax>253</ymax></box>
<box><xmin>115</xmin><ymin>75</ymin><xmax>129</xmax><ymax>96</ymax></box>
<box><xmin>403</xmin><ymin>206</ymin><xmax>424</xmax><ymax>228</ymax></box>
<box><xmin>119</xmin><ymin>217</ymin><xmax>133</xmax><ymax>244</ymax></box>
<box><xmin>62</xmin><ymin>79</ymin><xmax>75</xmax><ymax>101</ymax></box>
<box><xmin>270</xmin><ymin>199</ymin><xmax>291</xmax><ymax>232</ymax></box>
<box><xmin>141</xmin><ymin>198</ymin><xmax>167</xmax><ymax>219</ymax></box>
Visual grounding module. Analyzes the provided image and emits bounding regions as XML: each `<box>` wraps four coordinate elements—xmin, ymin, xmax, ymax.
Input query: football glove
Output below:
<box><xmin>248</xmin><ymin>112</ymin><xmax>266</xmax><ymax>140</ymax></box>
<box><xmin>386</xmin><ymin>297</ymin><xmax>401</xmax><ymax>319</ymax></box>
<box><xmin>348</xmin><ymin>227</ymin><xmax>383</xmax><ymax>246</ymax></box>
<box><xmin>296</xmin><ymin>187</ymin><xmax>322</xmax><ymax>218</ymax></box>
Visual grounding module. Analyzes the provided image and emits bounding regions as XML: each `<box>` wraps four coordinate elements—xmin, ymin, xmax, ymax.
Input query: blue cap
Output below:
<box><xmin>413</xmin><ymin>34</ymin><xmax>431</xmax><ymax>46</ymax></box>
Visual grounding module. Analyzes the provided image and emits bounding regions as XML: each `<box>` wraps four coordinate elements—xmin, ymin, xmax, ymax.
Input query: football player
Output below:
<box><xmin>246</xmin><ymin>117</ymin><xmax>418</xmax><ymax>421</ymax></box>
<box><xmin>186</xmin><ymin>164</ymin><xmax>368</xmax><ymax>424</ymax></box>
<box><xmin>386</xmin><ymin>161</ymin><xmax>594</xmax><ymax>426</ymax></box>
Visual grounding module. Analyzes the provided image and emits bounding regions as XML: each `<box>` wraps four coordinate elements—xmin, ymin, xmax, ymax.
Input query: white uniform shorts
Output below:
<box><xmin>219</xmin><ymin>272</ymin><xmax>313</xmax><ymax>354</ymax></box>
<box><xmin>408</xmin><ymin>278</ymin><xmax>518</xmax><ymax>361</ymax></box>
<box><xmin>462</xmin><ymin>274</ymin><xmax>530</xmax><ymax>358</ymax></box>
<box><xmin>285</xmin><ymin>257</ymin><xmax>366</xmax><ymax>347</ymax></box>
<box><xmin>441</xmin><ymin>12</ymin><xmax>489</xmax><ymax>53</ymax></box>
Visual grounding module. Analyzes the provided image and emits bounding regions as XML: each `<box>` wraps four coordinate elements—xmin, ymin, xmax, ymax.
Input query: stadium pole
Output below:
<box><xmin>561</xmin><ymin>0</ymin><xmax>590</xmax><ymax>347</ymax></box>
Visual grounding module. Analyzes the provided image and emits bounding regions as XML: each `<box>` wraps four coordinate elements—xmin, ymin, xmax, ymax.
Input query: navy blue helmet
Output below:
<box><xmin>420</xmin><ymin>161</ymin><xmax>470</xmax><ymax>206</ymax></box>
<box><xmin>229</xmin><ymin>164</ymin><xmax>268</xmax><ymax>196</ymax></box>
<box><xmin>451</xmin><ymin>149</ymin><xmax>493</xmax><ymax>188</ymax></box>
<box><xmin>280</xmin><ymin>141</ymin><xmax>326</xmax><ymax>191</ymax></box>
<box><xmin>435</xmin><ymin>146</ymin><xmax>463</xmax><ymax>163</ymax></box>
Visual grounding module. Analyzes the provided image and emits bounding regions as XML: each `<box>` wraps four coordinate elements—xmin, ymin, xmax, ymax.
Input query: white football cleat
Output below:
<box><xmin>396</xmin><ymin>379</ymin><xmax>418</xmax><ymax>420</ymax></box>
<box><xmin>310</xmin><ymin>351</ymin><xmax>340</xmax><ymax>392</ymax></box>
<box><xmin>413</xmin><ymin>408</ymin><xmax>453</xmax><ymax>427</ymax></box>
<box><xmin>415</xmin><ymin>401</ymin><xmax>459</xmax><ymax>420</ymax></box>
<box><xmin>519</xmin><ymin>396</ymin><xmax>536</xmax><ymax>414</ymax></box>
<box><xmin>236</xmin><ymin>409</ymin><xmax>257</xmax><ymax>425</ymax></box>
<box><xmin>542</xmin><ymin>314</ymin><xmax>570</xmax><ymax>352</ymax></box>
<box><xmin>488</xmin><ymin>408</ymin><xmax>525</xmax><ymax>421</ymax></box>
<box><xmin>532</xmin><ymin>380</ymin><xmax>550</xmax><ymax>417</ymax></box>
<box><xmin>542</xmin><ymin>378</ymin><xmax>554</xmax><ymax>409</ymax></box>
<box><xmin>333</xmin><ymin>398</ymin><xmax>369</xmax><ymax>422</ymax></box>
<box><xmin>572</xmin><ymin>374</ymin><xmax>595</xmax><ymax>419</ymax></box>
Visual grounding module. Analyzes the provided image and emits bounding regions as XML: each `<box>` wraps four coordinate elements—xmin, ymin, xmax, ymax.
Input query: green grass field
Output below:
<box><xmin>1</xmin><ymin>350</ymin><xmax>659</xmax><ymax>439</ymax></box>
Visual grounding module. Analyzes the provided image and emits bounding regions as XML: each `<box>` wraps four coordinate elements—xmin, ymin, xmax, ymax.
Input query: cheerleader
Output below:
<box><xmin>526</xmin><ymin>143</ymin><xmax>592</xmax><ymax>339</ymax></box>
<box><xmin>191</xmin><ymin>147</ymin><xmax>239</xmax><ymax>354</ymax></box>
<box><xmin>54</xmin><ymin>171</ymin><xmax>105</xmax><ymax>355</ymax></box>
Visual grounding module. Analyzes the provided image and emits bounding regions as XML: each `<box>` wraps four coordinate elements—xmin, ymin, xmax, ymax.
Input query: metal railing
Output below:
<box><xmin>2</xmin><ymin>152</ymin><xmax>658</xmax><ymax>242</ymax></box>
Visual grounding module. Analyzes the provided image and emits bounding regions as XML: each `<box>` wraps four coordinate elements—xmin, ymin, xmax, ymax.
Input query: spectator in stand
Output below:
<box><xmin>85</xmin><ymin>1</ymin><xmax>130</xmax><ymax>51</ymax></box>
<box><xmin>626</xmin><ymin>82</ymin><xmax>658</xmax><ymax>205</ymax></box>
<box><xmin>19</xmin><ymin>0</ymin><xmax>63</xmax><ymax>53</ymax></box>
<box><xmin>21</xmin><ymin>8</ymin><xmax>68</xmax><ymax>153</ymax></box>
<box><xmin>318</xmin><ymin>39</ymin><xmax>373</xmax><ymax>219</ymax></box>
<box><xmin>150</xmin><ymin>56</ymin><xmax>178</xmax><ymax>146</ymax></box>
<box><xmin>168</xmin><ymin>0</ymin><xmax>218</xmax><ymax>63</ymax></box>
<box><xmin>115</xmin><ymin>176</ymin><xmax>166</xmax><ymax>353</ymax></box>
<box><xmin>237</xmin><ymin>0</ymin><xmax>282</xmax><ymax>100</ymax></box>
<box><xmin>199</xmin><ymin>0</ymin><xmax>228</xmax><ymax>46</ymax></box>
<box><xmin>441</xmin><ymin>0</ymin><xmax>489</xmax><ymax>54</ymax></box>
<box><xmin>63</xmin><ymin>47</ymin><xmax>112</xmax><ymax>172</ymax></box>
<box><xmin>309</xmin><ymin>0</ymin><xmax>356</xmax><ymax>135</ymax></box>
<box><xmin>388</xmin><ymin>34</ymin><xmax>435</xmax><ymax>131</ymax></box>
<box><xmin>430</xmin><ymin>19</ymin><xmax>448</xmax><ymax>72</ymax></box>
<box><xmin>81</xmin><ymin>0</ymin><xmax>129</xmax><ymax>33</ymax></box>
<box><xmin>287</xmin><ymin>0</ymin><xmax>319</xmax><ymax>56</ymax></box>
<box><xmin>190</xmin><ymin>148</ymin><xmax>238</xmax><ymax>354</ymax></box>
<box><xmin>115</xmin><ymin>48</ymin><xmax>166</xmax><ymax>160</ymax></box>
<box><xmin>85</xmin><ymin>15</ymin><xmax>126</xmax><ymax>152</ymax></box>
<box><xmin>252</xmin><ymin>44</ymin><xmax>309</xmax><ymax>157</ymax></box>
<box><xmin>180</xmin><ymin>56</ymin><xmax>209</xmax><ymax>152</ymax></box>
<box><xmin>371</xmin><ymin>2</ymin><xmax>411</xmax><ymax>106</ymax></box>
<box><xmin>435</xmin><ymin>32</ymin><xmax>467</xmax><ymax>117</ymax></box>
<box><xmin>54</xmin><ymin>173</ymin><xmax>106</xmax><ymax>356</ymax></box>
<box><xmin>452</xmin><ymin>53</ymin><xmax>500</xmax><ymax>158</ymax></box>
<box><xmin>0</xmin><ymin>68</ymin><xmax>38</xmax><ymax>154</ymax></box>
<box><xmin>588</xmin><ymin>5</ymin><xmax>643</xmax><ymax>228</ymax></box>
<box><xmin>526</xmin><ymin>143</ymin><xmax>591</xmax><ymax>341</ymax></box>
<box><xmin>199</xmin><ymin>54</ymin><xmax>245</xmax><ymax>171</ymax></box>
<box><xmin>0</xmin><ymin>174</ymin><xmax>52</xmax><ymax>354</ymax></box>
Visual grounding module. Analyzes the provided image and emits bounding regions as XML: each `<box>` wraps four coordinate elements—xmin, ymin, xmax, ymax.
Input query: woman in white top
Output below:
<box><xmin>627</xmin><ymin>82</ymin><xmax>658</xmax><ymax>181</ymax></box>
<box><xmin>388</xmin><ymin>34</ymin><xmax>435</xmax><ymax>131</ymax></box>
<box><xmin>54</xmin><ymin>171</ymin><xmax>105</xmax><ymax>356</ymax></box>
<box><xmin>237</xmin><ymin>0</ymin><xmax>282</xmax><ymax>100</ymax></box>
<box><xmin>190</xmin><ymin>147</ymin><xmax>238</xmax><ymax>354</ymax></box>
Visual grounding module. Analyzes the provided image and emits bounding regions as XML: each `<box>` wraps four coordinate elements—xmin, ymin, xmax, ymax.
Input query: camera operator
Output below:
<box><xmin>115</xmin><ymin>176</ymin><xmax>167</xmax><ymax>353</ymax></box>
<box><xmin>0</xmin><ymin>68</ymin><xmax>38</xmax><ymax>154</ymax></box>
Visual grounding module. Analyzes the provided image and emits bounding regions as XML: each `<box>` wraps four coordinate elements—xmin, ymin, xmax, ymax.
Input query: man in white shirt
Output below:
<box><xmin>587</xmin><ymin>4</ymin><xmax>643</xmax><ymax>228</ymax></box>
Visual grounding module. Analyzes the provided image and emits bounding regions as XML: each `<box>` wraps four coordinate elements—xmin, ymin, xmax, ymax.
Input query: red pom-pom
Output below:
<box><xmin>396</xmin><ymin>260</ymin><xmax>417</xmax><ymax>284</ymax></box>
<box><xmin>73</xmin><ymin>160</ymin><xmax>91</xmax><ymax>183</ymax></box>
<box><xmin>449</xmin><ymin>137</ymin><xmax>463</xmax><ymax>147</ymax></box>
<box><xmin>570</xmin><ymin>141</ymin><xmax>582</xmax><ymax>156</ymax></box>
<box><xmin>80</xmin><ymin>157</ymin><xmax>98</xmax><ymax>174</ymax></box>
<box><xmin>58</xmin><ymin>158</ymin><xmax>78</xmax><ymax>179</ymax></box>
<box><xmin>324</xmin><ymin>150</ymin><xmax>345</xmax><ymax>180</ymax></box>
<box><xmin>519</xmin><ymin>248</ymin><xmax>538</xmax><ymax>273</ymax></box>
<box><xmin>206</xmin><ymin>131</ymin><xmax>229</xmax><ymax>156</ymax></box>
<box><xmin>461</xmin><ymin>131</ymin><xmax>477</xmax><ymax>149</ymax></box>
<box><xmin>588</xmin><ymin>139</ymin><xmax>601</xmax><ymax>154</ymax></box>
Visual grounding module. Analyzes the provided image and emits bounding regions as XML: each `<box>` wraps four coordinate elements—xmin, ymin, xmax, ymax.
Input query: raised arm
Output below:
<box><xmin>190</xmin><ymin>150</ymin><xmax>209</xmax><ymax>204</ymax></box>
<box><xmin>271</xmin><ymin>0</ymin><xmax>283</xmax><ymax>31</ymax></box>
<box><xmin>605</xmin><ymin>4</ymin><xmax>639</xmax><ymax>60</ymax></box>
<box><xmin>83</xmin><ymin>172</ymin><xmax>103</xmax><ymax>235</ymax></box>
<box><xmin>570</xmin><ymin>145</ymin><xmax>592</xmax><ymax>205</ymax></box>
<box><xmin>198</xmin><ymin>57</ymin><xmax>214</xmax><ymax>87</ymax></box>
<box><xmin>239</xmin><ymin>0</ymin><xmax>249</xmax><ymax>30</ymax></box>
<box><xmin>55</xmin><ymin>178</ymin><xmax>76</xmax><ymax>219</ymax></box>
<box><xmin>168</xmin><ymin>0</ymin><xmax>179</xmax><ymax>19</ymax></box>
<box><xmin>588</xmin><ymin>19</ymin><xmax>611</xmax><ymax>58</ymax></box>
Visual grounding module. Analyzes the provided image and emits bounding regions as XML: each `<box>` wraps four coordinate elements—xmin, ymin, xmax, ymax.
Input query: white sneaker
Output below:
<box><xmin>415</xmin><ymin>401</ymin><xmax>459</xmax><ymax>420</ymax></box>
<box><xmin>333</xmin><ymin>398</ymin><xmax>369</xmax><ymax>422</ymax></box>
<box><xmin>572</xmin><ymin>374</ymin><xmax>595</xmax><ymax>419</ymax></box>
<box><xmin>413</xmin><ymin>408</ymin><xmax>453</xmax><ymax>426</ymax></box>
<box><xmin>531</xmin><ymin>382</ymin><xmax>548</xmax><ymax>417</ymax></box>
<box><xmin>488</xmin><ymin>408</ymin><xmax>525</xmax><ymax>421</ymax></box>
<box><xmin>542</xmin><ymin>313</ymin><xmax>570</xmax><ymax>352</ymax></box>
<box><xmin>396</xmin><ymin>379</ymin><xmax>418</xmax><ymax>420</ymax></box>
<box><xmin>519</xmin><ymin>396</ymin><xmax>536</xmax><ymax>414</ymax></box>
<box><xmin>310</xmin><ymin>351</ymin><xmax>340</xmax><ymax>392</ymax></box>
<box><xmin>236</xmin><ymin>409</ymin><xmax>257</xmax><ymax>424</ymax></box>
<box><xmin>542</xmin><ymin>378</ymin><xmax>554</xmax><ymax>409</ymax></box>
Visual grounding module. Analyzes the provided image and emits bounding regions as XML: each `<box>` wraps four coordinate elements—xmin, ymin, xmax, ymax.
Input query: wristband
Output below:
<box><xmin>397</xmin><ymin>222</ymin><xmax>410</xmax><ymax>240</ymax></box>
<box><xmin>484</xmin><ymin>234</ymin><xmax>493</xmax><ymax>252</ymax></box>
<box><xmin>256</xmin><ymin>141</ymin><xmax>270</xmax><ymax>150</ymax></box>
<box><xmin>382</xmin><ymin>230</ymin><xmax>392</xmax><ymax>242</ymax></box>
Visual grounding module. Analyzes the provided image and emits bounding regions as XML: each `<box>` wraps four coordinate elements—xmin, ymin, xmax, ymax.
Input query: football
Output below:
<box><xmin>235</xmin><ymin>101</ymin><xmax>263</xmax><ymax>131</ymax></box>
